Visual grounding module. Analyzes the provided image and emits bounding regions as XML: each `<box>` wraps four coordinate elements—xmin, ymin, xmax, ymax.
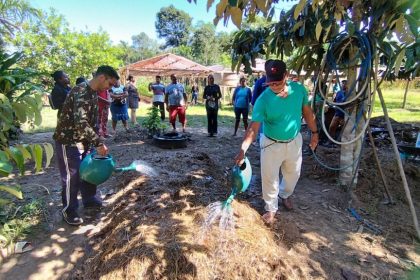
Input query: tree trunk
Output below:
<box><xmin>339</xmin><ymin>2</ymin><xmax>364</xmax><ymax>187</ymax></box>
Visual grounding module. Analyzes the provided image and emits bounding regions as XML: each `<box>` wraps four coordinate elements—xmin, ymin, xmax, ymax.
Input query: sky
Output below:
<box><xmin>29</xmin><ymin>0</ymin><xmax>296</xmax><ymax>45</ymax></box>
<box><xmin>29</xmin><ymin>0</ymin><xmax>238</xmax><ymax>44</ymax></box>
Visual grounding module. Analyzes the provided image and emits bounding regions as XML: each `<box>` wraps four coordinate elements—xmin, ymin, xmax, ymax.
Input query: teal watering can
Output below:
<box><xmin>223</xmin><ymin>157</ymin><xmax>252</xmax><ymax>207</ymax></box>
<box><xmin>79</xmin><ymin>152</ymin><xmax>140</xmax><ymax>185</ymax></box>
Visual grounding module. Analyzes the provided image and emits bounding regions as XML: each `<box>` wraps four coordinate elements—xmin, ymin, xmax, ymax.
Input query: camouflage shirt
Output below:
<box><xmin>53</xmin><ymin>82</ymin><xmax>102</xmax><ymax>147</ymax></box>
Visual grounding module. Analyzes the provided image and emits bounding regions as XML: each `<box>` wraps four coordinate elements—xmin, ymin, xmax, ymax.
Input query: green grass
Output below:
<box><xmin>22</xmin><ymin>88</ymin><xmax>420</xmax><ymax>134</ymax></box>
<box><xmin>0</xmin><ymin>199</ymin><xmax>43</xmax><ymax>247</ymax></box>
<box><xmin>371</xmin><ymin>88</ymin><xmax>420</xmax><ymax>123</ymax></box>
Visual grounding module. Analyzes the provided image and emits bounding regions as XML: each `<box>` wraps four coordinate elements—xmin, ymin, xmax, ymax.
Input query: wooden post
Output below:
<box><xmin>402</xmin><ymin>79</ymin><xmax>410</xmax><ymax>109</ymax></box>
<box><xmin>377</xmin><ymin>87</ymin><xmax>420</xmax><ymax>239</ymax></box>
<box><xmin>367</xmin><ymin>127</ymin><xmax>394</xmax><ymax>204</ymax></box>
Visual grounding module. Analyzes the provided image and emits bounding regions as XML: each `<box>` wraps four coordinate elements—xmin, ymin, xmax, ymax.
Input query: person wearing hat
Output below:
<box><xmin>235</xmin><ymin>59</ymin><xmax>319</xmax><ymax>224</ymax></box>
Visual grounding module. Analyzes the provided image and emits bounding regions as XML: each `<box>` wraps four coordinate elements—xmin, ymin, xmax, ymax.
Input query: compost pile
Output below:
<box><xmin>78</xmin><ymin>151</ymin><xmax>301</xmax><ymax>279</ymax></box>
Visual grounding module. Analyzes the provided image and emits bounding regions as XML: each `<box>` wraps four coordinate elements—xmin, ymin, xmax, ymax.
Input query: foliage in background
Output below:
<box><xmin>117</xmin><ymin>32</ymin><xmax>161</xmax><ymax>65</ymax></box>
<box><xmin>155</xmin><ymin>5</ymin><xmax>193</xmax><ymax>48</ymax></box>
<box><xmin>190</xmin><ymin>21</ymin><xmax>219</xmax><ymax>65</ymax></box>
<box><xmin>8</xmin><ymin>9</ymin><xmax>123</xmax><ymax>84</ymax></box>
<box><xmin>0</xmin><ymin>0</ymin><xmax>40</xmax><ymax>47</ymax></box>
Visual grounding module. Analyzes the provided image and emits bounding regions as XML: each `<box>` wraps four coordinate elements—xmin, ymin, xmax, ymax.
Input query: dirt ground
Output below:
<box><xmin>0</xmin><ymin>115</ymin><xmax>419</xmax><ymax>280</ymax></box>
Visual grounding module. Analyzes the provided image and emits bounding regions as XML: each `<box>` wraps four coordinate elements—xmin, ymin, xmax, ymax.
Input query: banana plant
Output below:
<box><xmin>0</xmin><ymin>49</ymin><xmax>53</xmax><ymax>205</ymax></box>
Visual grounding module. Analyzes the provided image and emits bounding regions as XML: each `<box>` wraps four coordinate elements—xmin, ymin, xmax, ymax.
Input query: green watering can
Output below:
<box><xmin>223</xmin><ymin>157</ymin><xmax>252</xmax><ymax>207</ymax></box>
<box><xmin>79</xmin><ymin>152</ymin><xmax>141</xmax><ymax>185</ymax></box>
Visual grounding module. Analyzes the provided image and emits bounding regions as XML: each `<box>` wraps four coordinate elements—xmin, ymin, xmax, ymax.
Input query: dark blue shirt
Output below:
<box><xmin>251</xmin><ymin>76</ymin><xmax>267</xmax><ymax>105</ymax></box>
<box><xmin>334</xmin><ymin>90</ymin><xmax>346</xmax><ymax>118</ymax></box>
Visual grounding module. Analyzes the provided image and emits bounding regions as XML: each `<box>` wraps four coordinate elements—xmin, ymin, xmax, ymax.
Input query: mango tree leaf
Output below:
<box><xmin>16</xmin><ymin>145</ymin><xmax>32</xmax><ymax>160</ymax></box>
<box><xmin>294</xmin><ymin>0</ymin><xmax>306</xmax><ymax>20</ymax></box>
<box><xmin>207</xmin><ymin>0</ymin><xmax>215</xmax><ymax>11</ymax></box>
<box><xmin>0</xmin><ymin>185</ymin><xmax>23</xmax><ymax>199</ymax></box>
<box><xmin>0</xmin><ymin>150</ymin><xmax>9</xmax><ymax>161</ymax></box>
<box><xmin>34</xmin><ymin>109</ymin><xmax>42</xmax><ymax>126</ymax></box>
<box><xmin>11</xmin><ymin>103</ymin><xmax>27</xmax><ymax>123</ymax></box>
<box><xmin>5</xmin><ymin>147</ymin><xmax>24</xmax><ymax>175</ymax></box>
<box><xmin>0</xmin><ymin>160</ymin><xmax>13</xmax><ymax>177</ymax></box>
<box><xmin>29</xmin><ymin>144</ymin><xmax>43</xmax><ymax>173</ymax></box>
<box><xmin>230</xmin><ymin>7</ymin><xmax>242</xmax><ymax>28</ymax></box>
<box><xmin>394</xmin><ymin>48</ymin><xmax>405</xmax><ymax>75</ymax></box>
<box><xmin>216</xmin><ymin>0</ymin><xmax>228</xmax><ymax>17</ymax></box>
<box><xmin>43</xmin><ymin>143</ymin><xmax>54</xmax><ymax>169</ymax></box>
<box><xmin>404</xmin><ymin>14</ymin><xmax>419</xmax><ymax>37</ymax></box>
<box><xmin>255</xmin><ymin>0</ymin><xmax>267</xmax><ymax>11</ymax></box>
<box><xmin>316</xmin><ymin>21</ymin><xmax>322</xmax><ymax>41</ymax></box>
<box><xmin>228</xmin><ymin>0</ymin><xmax>237</xmax><ymax>6</ymax></box>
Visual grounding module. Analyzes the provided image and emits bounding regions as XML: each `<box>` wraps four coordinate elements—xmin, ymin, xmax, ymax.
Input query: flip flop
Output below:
<box><xmin>14</xmin><ymin>241</ymin><xmax>33</xmax><ymax>254</ymax></box>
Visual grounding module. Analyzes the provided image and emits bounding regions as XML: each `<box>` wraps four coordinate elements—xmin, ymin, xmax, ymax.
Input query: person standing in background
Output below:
<box><xmin>203</xmin><ymin>74</ymin><xmax>222</xmax><ymax>137</ymax></box>
<box><xmin>232</xmin><ymin>77</ymin><xmax>252</xmax><ymax>136</ymax></box>
<box><xmin>149</xmin><ymin>75</ymin><xmax>166</xmax><ymax>121</ymax></box>
<box><xmin>165</xmin><ymin>74</ymin><xmax>188</xmax><ymax>133</ymax></box>
<box><xmin>50</xmin><ymin>70</ymin><xmax>71</xmax><ymax>118</ymax></box>
<box><xmin>191</xmin><ymin>82</ymin><xmax>199</xmax><ymax>105</ymax></box>
<box><xmin>126</xmin><ymin>75</ymin><xmax>140</xmax><ymax>126</ymax></box>
<box><xmin>97</xmin><ymin>89</ymin><xmax>111</xmax><ymax>138</ymax></box>
<box><xmin>110</xmin><ymin>80</ymin><xmax>129</xmax><ymax>134</ymax></box>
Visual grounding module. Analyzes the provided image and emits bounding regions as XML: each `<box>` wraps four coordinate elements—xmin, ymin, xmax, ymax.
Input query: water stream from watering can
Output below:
<box><xmin>200</xmin><ymin>196</ymin><xmax>236</xmax><ymax>241</ymax></box>
<box><xmin>131</xmin><ymin>160</ymin><xmax>158</xmax><ymax>176</ymax></box>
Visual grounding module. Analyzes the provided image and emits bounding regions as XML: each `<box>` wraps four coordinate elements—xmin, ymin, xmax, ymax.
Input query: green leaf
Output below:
<box><xmin>316</xmin><ymin>21</ymin><xmax>322</xmax><ymax>41</ymax></box>
<box><xmin>0</xmin><ymin>150</ymin><xmax>9</xmax><ymax>161</ymax></box>
<box><xmin>294</xmin><ymin>0</ymin><xmax>306</xmax><ymax>20</ymax></box>
<box><xmin>0</xmin><ymin>198</ymin><xmax>10</xmax><ymax>207</ymax></box>
<box><xmin>11</xmin><ymin>103</ymin><xmax>27</xmax><ymax>123</ymax></box>
<box><xmin>394</xmin><ymin>48</ymin><xmax>405</xmax><ymax>75</ymax></box>
<box><xmin>32</xmin><ymin>144</ymin><xmax>43</xmax><ymax>172</ymax></box>
<box><xmin>5</xmin><ymin>147</ymin><xmax>24</xmax><ymax>175</ymax></box>
<box><xmin>43</xmin><ymin>143</ymin><xmax>54</xmax><ymax>169</ymax></box>
<box><xmin>404</xmin><ymin>14</ymin><xmax>419</xmax><ymax>37</ymax></box>
<box><xmin>16</xmin><ymin>145</ymin><xmax>31</xmax><ymax>160</ymax></box>
<box><xmin>0</xmin><ymin>160</ymin><xmax>13</xmax><ymax>177</ymax></box>
<box><xmin>0</xmin><ymin>185</ymin><xmax>23</xmax><ymax>199</ymax></box>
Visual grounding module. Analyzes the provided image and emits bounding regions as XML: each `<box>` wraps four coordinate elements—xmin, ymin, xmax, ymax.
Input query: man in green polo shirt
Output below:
<box><xmin>235</xmin><ymin>59</ymin><xmax>319</xmax><ymax>224</ymax></box>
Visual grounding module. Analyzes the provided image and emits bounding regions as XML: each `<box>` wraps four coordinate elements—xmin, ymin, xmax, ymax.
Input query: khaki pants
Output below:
<box><xmin>260</xmin><ymin>133</ymin><xmax>303</xmax><ymax>212</ymax></box>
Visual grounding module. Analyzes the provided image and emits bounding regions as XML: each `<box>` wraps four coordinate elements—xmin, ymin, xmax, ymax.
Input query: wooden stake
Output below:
<box><xmin>367</xmin><ymin>126</ymin><xmax>394</xmax><ymax>204</ymax></box>
<box><xmin>402</xmin><ymin>79</ymin><xmax>410</xmax><ymax>109</ymax></box>
<box><xmin>377</xmin><ymin>87</ymin><xmax>420</xmax><ymax>239</ymax></box>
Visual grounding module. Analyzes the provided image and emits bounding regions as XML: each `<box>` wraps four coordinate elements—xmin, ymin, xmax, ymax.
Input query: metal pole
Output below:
<box><xmin>377</xmin><ymin>87</ymin><xmax>420</xmax><ymax>239</ymax></box>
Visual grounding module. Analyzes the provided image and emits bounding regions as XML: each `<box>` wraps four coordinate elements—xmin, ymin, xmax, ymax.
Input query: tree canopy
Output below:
<box><xmin>9</xmin><ymin>9</ymin><xmax>123</xmax><ymax>84</ymax></box>
<box><xmin>198</xmin><ymin>0</ymin><xmax>419</xmax><ymax>77</ymax></box>
<box><xmin>155</xmin><ymin>5</ymin><xmax>193</xmax><ymax>48</ymax></box>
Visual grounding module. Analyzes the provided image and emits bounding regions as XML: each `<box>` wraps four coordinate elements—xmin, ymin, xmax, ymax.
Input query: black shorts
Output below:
<box><xmin>234</xmin><ymin>107</ymin><xmax>249</xmax><ymax>120</ymax></box>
